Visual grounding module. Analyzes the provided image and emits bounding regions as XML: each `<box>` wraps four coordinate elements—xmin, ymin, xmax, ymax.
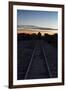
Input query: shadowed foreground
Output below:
<box><xmin>17</xmin><ymin>33</ymin><xmax>58</xmax><ymax>80</ymax></box>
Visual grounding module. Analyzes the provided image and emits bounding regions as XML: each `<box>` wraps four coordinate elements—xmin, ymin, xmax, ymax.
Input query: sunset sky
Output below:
<box><xmin>17</xmin><ymin>10</ymin><xmax>58</xmax><ymax>35</ymax></box>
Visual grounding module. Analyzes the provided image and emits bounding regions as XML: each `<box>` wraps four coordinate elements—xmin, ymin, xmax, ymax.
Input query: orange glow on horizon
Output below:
<box><xmin>17</xmin><ymin>29</ymin><xmax>58</xmax><ymax>36</ymax></box>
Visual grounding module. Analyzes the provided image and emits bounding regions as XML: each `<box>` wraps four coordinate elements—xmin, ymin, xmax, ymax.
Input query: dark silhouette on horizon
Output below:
<box><xmin>17</xmin><ymin>32</ymin><xmax>58</xmax><ymax>48</ymax></box>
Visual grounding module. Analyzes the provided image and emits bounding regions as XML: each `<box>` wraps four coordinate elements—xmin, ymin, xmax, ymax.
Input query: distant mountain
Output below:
<box><xmin>17</xmin><ymin>25</ymin><xmax>57</xmax><ymax>30</ymax></box>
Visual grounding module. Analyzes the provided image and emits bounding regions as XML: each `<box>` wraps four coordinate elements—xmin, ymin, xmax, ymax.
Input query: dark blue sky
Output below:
<box><xmin>17</xmin><ymin>10</ymin><xmax>58</xmax><ymax>29</ymax></box>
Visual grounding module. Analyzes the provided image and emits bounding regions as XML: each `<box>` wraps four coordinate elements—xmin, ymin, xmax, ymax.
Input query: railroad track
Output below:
<box><xmin>24</xmin><ymin>40</ymin><xmax>52</xmax><ymax>79</ymax></box>
<box><xmin>18</xmin><ymin>40</ymin><xmax>57</xmax><ymax>80</ymax></box>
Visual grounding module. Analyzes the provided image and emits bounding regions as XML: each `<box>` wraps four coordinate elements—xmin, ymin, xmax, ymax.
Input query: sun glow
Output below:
<box><xmin>17</xmin><ymin>29</ymin><xmax>58</xmax><ymax>36</ymax></box>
